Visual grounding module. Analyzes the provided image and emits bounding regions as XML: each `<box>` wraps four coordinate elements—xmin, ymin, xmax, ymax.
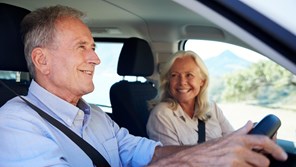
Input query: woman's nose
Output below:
<box><xmin>178</xmin><ymin>75</ymin><xmax>187</xmax><ymax>85</ymax></box>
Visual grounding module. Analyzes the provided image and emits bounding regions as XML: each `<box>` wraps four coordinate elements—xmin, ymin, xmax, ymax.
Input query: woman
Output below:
<box><xmin>146</xmin><ymin>50</ymin><xmax>234</xmax><ymax>145</ymax></box>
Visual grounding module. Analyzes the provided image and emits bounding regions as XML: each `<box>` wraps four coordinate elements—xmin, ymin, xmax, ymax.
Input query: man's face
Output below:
<box><xmin>43</xmin><ymin>17</ymin><xmax>100</xmax><ymax>101</ymax></box>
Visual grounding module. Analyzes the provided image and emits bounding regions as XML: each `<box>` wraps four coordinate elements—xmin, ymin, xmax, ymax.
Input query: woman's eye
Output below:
<box><xmin>187</xmin><ymin>73</ymin><xmax>194</xmax><ymax>78</ymax></box>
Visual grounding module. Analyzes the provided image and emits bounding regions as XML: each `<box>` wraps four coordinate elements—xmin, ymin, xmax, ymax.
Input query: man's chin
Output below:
<box><xmin>83</xmin><ymin>84</ymin><xmax>95</xmax><ymax>95</ymax></box>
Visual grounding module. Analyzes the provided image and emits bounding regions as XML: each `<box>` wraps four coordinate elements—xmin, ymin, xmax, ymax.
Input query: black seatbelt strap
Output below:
<box><xmin>0</xmin><ymin>80</ymin><xmax>110</xmax><ymax>167</ymax></box>
<box><xmin>197</xmin><ymin>119</ymin><xmax>205</xmax><ymax>144</ymax></box>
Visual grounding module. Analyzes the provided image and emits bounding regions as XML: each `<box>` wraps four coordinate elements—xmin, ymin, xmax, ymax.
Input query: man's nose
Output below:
<box><xmin>88</xmin><ymin>50</ymin><xmax>101</xmax><ymax>65</ymax></box>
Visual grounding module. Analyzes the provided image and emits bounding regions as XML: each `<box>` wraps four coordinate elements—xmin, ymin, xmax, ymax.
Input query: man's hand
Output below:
<box><xmin>149</xmin><ymin>121</ymin><xmax>287</xmax><ymax>167</ymax></box>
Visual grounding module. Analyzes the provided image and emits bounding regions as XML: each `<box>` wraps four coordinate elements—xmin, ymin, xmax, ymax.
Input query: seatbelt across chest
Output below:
<box><xmin>197</xmin><ymin>119</ymin><xmax>206</xmax><ymax>144</ymax></box>
<box><xmin>0</xmin><ymin>80</ymin><xmax>111</xmax><ymax>167</ymax></box>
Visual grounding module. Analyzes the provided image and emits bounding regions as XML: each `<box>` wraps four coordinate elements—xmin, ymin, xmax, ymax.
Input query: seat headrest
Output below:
<box><xmin>0</xmin><ymin>3</ymin><xmax>30</xmax><ymax>72</ymax></box>
<box><xmin>117</xmin><ymin>37</ymin><xmax>154</xmax><ymax>77</ymax></box>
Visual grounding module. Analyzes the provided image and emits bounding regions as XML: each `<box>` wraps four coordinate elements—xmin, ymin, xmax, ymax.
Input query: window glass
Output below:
<box><xmin>0</xmin><ymin>71</ymin><xmax>30</xmax><ymax>83</ymax></box>
<box><xmin>185</xmin><ymin>39</ymin><xmax>296</xmax><ymax>142</ymax></box>
<box><xmin>0</xmin><ymin>71</ymin><xmax>17</xmax><ymax>79</ymax></box>
<box><xmin>83</xmin><ymin>42</ymin><xmax>122</xmax><ymax>113</ymax></box>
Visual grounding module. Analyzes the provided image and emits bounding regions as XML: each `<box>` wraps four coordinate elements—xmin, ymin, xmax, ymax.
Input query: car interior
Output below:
<box><xmin>110</xmin><ymin>37</ymin><xmax>157</xmax><ymax>137</ymax></box>
<box><xmin>0</xmin><ymin>0</ymin><xmax>295</xmax><ymax>166</ymax></box>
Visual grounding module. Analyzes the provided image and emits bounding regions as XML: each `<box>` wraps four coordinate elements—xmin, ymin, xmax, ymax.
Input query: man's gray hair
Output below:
<box><xmin>21</xmin><ymin>5</ymin><xmax>85</xmax><ymax>78</ymax></box>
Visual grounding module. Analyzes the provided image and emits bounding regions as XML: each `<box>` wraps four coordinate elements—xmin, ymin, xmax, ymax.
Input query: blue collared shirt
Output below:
<box><xmin>0</xmin><ymin>80</ymin><xmax>160</xmax><ymax>167</ymax></box>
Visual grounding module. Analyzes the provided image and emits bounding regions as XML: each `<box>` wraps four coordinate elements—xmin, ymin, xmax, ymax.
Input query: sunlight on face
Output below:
<box><xmin>44</xmin><ymin>17</ymin><xmax>100</xmax><ymax>101</ymax></box>
<box><xmin>169</xmin><ymin>56</ymin><xmax>204</xmax><ymax>105</ymax></box>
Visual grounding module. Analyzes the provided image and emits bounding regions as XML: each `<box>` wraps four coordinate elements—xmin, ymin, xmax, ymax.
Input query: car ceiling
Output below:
<box><xmin>1</xmin><ymin>0</ymin><xmax>251</xmax><ymax>54</ymax></box>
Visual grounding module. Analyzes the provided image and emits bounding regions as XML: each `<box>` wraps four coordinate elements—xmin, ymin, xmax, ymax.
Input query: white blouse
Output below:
<box><xmin>146</xmin><ymin>101</ymin><xmax>234</xmax><ymax>145</ymax></box>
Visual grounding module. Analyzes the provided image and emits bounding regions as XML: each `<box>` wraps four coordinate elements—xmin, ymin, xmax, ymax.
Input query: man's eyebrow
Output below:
<box><xmin>77</xmin><ymin>41</ymin><xmax>96</xmax><ymax>48</ymax></box>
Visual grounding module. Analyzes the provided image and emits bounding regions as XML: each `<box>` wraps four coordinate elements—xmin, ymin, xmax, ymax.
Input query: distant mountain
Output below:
<box><xmin>204</xmin><ymin>50</ymin><xmax>251</xmax><ymax>77</ymax></box>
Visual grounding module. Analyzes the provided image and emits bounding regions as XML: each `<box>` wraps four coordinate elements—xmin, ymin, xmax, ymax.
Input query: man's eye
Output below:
<box><xmin>170</xmin><ymin>74</ymin><xmax>176</xmax><ymax>78</ymax></box>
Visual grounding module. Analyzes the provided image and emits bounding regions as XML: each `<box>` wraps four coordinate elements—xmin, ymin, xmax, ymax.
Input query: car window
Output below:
<box><xmin>82</xmin><ymin>42</ymin><xmax>123</xmax><ymax>113</ymax></box>
<box><xmin>185</xmin><ymin>39</ymin><xmax>296</xmax><ymax>142</ymax></box>
<box><xmin>0</xmin><ymin>71</ymin><xmax>30</xmax><ymax>83</ymax></box>
<box><xmin>0</xmin><ymin>71</ymin><xmax>20</xmax><ymax>80</ymax></box>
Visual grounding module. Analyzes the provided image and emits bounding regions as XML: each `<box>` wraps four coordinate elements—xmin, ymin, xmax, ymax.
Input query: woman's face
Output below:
<box><xmin>168</xmin><ymin>56</ymin><xmax>204</xmax><ymax>105</ymax></box>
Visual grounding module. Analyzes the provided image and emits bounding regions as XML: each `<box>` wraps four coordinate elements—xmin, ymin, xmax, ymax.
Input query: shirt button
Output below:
<box><xmin>78</xmin><ymin>110</ymin><xmax>84</xmax><ymax>116</ymax></box>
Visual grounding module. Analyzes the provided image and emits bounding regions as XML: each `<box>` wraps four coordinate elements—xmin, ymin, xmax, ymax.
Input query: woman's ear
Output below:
<box><xmin>31</xmin><ymin>47</ymin><xmax>49</xmax><ymax>74</ymax></box>
<box><xmin>200</xmin><ymin>79</ymin><xmax>205</xmax><ymax>87</ymax></box>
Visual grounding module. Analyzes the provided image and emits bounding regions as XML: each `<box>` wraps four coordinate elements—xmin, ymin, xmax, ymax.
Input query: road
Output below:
<box><xmin>219</xmin><ymin>102</ymin><xmax>296</xmax><ymax>142</ymax></box>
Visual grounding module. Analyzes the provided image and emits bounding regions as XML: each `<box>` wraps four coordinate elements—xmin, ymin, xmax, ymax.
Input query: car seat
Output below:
<box><xmin>109</xmin><ymin>37</ymin><xmax>157</xmax><ymax>137</ymax></box>
<box><xmin>0</xmin><ymin>3</ymin><xmax>31</xmax><ymax>107</ymax></box>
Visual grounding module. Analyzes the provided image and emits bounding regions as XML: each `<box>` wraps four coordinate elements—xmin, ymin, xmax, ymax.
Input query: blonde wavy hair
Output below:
<box><xmin>149</xmin><ymin>50</ymin><xmax>210</xmax><ymax>120</ymax></box>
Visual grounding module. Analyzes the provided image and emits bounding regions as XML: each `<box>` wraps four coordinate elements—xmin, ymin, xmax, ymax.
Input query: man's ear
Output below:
<box><xmin>31</xmin><ymin>47</ymin><xmax>49</xmax><ymax>74</ymax></box>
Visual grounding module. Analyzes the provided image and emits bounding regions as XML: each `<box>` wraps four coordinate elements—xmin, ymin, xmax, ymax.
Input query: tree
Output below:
<box><xmin>221</xmin><ymin>60</ymin><xmax>296</xmax><ymax>105</ymax></box>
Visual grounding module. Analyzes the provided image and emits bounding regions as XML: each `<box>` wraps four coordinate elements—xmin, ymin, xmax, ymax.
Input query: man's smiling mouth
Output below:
<box><xmin>79</xmin><ymin>70</ymin><xmax>93</xmax><ymax>75</ymax></box>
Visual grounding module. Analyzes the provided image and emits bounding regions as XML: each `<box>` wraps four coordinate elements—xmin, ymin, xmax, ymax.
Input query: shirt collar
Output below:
<box><xmin>173</xmin><ymin>104</ymin><xmax>198</xmax><ymax>131</ymax></box>
<box><xmin>28</xmin><ymin>80</ymin><xmax>91</xmax><ymax>127</ymax></box>
<box><xmin>174</xmin><ymin>104</ymin><xmax>198</xmax><ymax>121</ymax></box>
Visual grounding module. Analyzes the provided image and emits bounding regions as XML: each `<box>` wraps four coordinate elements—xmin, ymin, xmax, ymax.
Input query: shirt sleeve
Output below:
<box><xmin>114</xmin><ymin>124</ymin><xmax>161</xmax><ymax>167</ymax></box>
<box><xmin>146</xmin><ymin>104</ymin><xmax>181</xmax><ymax>145</ymax></box>
<box><xmin>214</xmin><ymin>103</ymin><xmax>235</xmax><ymax>135</ymax></box>
<box><xmin>87</xmin><ymin>105</ymin><xmax>162</xmax><ymax>167</ymax></box>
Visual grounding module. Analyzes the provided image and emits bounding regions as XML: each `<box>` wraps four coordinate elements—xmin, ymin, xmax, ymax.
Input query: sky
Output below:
<box><xmin>185</xmin><ymin>40</ymin><xmax>268</xmax><ymax>63</ymax></box>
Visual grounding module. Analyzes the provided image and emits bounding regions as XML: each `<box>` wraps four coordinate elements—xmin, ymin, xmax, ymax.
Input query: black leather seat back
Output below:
<box><xmin>0</xmin><ymin>3</ymin><xmax>31</xmax><ymax>107</ymax></box>
<box><xmin>110</xmin><ymin>37</ymin><xmax>157</xmax><ymax>137</ymax></box>
<box><xmin>0</xmin><ymin>3</ymin><xmax>30</xmax><ymax>72</ymax></box>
